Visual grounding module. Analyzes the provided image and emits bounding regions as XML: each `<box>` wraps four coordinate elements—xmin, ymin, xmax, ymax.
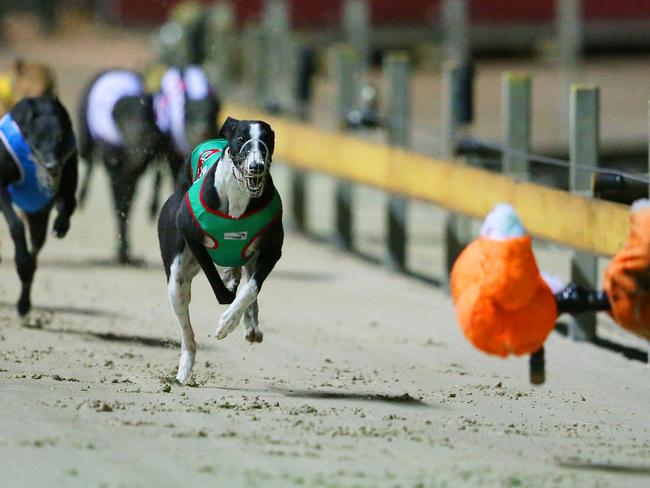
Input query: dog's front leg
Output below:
<box><xmin>184</xmin><ymin>237</ymin><xmax>236</xmax><ymax>304</ymax></box>
<box><xmin>168</xmin><ymin>247</ymin><xmax>199</xmax><ymax>384</ymax></box>
<box><xmin>216</xmin><ymin>278</ymin><xmax>259</xmax><ymax>340</ymax></box>
<box><xmin>179</xmin><ymin>203</ymin><xmax>236</xmax><ymax>305</ymax></box>
<box><xmin>217</xmin><ymin>223</ymin><xmax>283</xmax><ymax>340</ymax></box>
<box><xmin>243</xmin><ymin>260</ymin><xmax>262</xmax><ymax>343</ymax></box>
<box><xmin>0</xmin><ymin>186</ymin><xmax>34</xmax><ymax>316</ymax></box>
<box><xmin>52</xmin><ymin>152</ymin><xmax>78</xmax><ymax>238</ymax></box>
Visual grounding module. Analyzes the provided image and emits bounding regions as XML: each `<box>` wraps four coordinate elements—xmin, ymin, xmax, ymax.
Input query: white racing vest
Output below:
<box><xmin>154</xmin><ymin>65</ymin><xmax>211</xmax><ymax>157</ymax></box>
<box><xmin>87</xmin><ymin>70</ymin><xmax>145</xmax><ymax>146</ymax></box>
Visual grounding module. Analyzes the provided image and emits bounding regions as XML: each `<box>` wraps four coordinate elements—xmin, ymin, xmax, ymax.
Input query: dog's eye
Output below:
<box><xmin>237</xmin><ymin>136</ymin><xmax>245</xmax><ymax>143</ymax></box>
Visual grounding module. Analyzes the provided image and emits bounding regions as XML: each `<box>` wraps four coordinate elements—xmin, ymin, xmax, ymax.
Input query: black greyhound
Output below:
<box><xmin>158</xmin><ymin>117</ymin><xmax>283</xmax><ymax>384</ymax></box>
<box><xmin>78</xmin><ymin>67</ymin><xmax>219</xmax><ymax>263</ymax></box>
<box><xmin>77</xmin><ymin>69</ymin><xmax>174</xmax><ymax>263</ymax></box>
<box><xmin>0</xmin><ymin>96</ymin><xmax>77</xmax><ymax>316</ymax></box>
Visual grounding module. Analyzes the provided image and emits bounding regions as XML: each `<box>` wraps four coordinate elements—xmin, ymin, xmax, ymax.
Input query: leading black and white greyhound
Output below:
<box><xmin>158</xmin><ymin>117</ymin><xmax>283</xmax><ymax>384</ymax></box>
<box><xmin>0</xmin><ymin>97</ymin><xmax>78</xmax><ymax>316</ymax></box>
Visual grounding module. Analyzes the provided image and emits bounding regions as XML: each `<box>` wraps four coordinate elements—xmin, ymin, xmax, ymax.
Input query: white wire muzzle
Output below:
<box><xmin>229</xmin><ymin>138</ymin><xmax>271</xmax><ymax>198</ymax></box>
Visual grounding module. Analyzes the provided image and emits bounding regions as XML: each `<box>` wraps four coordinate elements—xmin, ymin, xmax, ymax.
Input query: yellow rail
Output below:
<box><xmin>222</xmin><ymin>102</ymin><xmax>630</xmax><ymax>257</ymax></box>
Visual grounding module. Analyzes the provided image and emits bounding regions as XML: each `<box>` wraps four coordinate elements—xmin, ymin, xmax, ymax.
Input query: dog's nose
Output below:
<box><xmin>42</xmin><ymin>160</ymin><xmax>59</xmax><ymax>170</ymax></box>
<box><xmin>248</xmin><ymin>161</ymin><xmax>266</xmax><ymax>175</ymax></box>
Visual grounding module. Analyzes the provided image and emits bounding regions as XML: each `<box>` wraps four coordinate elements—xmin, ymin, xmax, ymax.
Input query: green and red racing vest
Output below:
<box><xmin>185</xmin><ymin>139</ymin><xmax>282</xmax><ymax>267</ymax></box>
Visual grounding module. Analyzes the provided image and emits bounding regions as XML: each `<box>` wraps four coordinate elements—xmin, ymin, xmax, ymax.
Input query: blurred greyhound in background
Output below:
<box><xmin>0</xmin><ymin>59</ymin><xmax>57</xmax><ymax>117</ymax></box>
<box><xmin>78</xmin><ymin>66</ymin><xmax>219</xmax><ymax>263</ymax></box>
<box><xmin>77</xmin><ymin>69</ymin><xmax>173</xmax><ymax>263</ymax></box>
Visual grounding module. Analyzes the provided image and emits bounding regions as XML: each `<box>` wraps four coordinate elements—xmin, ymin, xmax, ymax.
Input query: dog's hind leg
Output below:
<box><xmin>78</xmin><ymin>152</ymin><xmax>94</xmax><ymax>208</ymax></box>
<box><xmin>0</xmin><ymin>187</ymin><xmax>35</xmax><ymax>316</ymax></box>
<box><xmin>110</xmin><ymin>175</ymin><xmax>137</xmax><ymax>264</ymax></box>
<box><xmin>16</xmin><ymin>209</ymin><xmax>51</xmax><ymax>315</ymax></box>
<box><xmin>223</xmin><ymin>267</ymin><xmax>242</xmax><ymax>294</ymax></box>
<box><xmin>243</xmin><ymin>261</ymin><xmax>262</xmax><ymax>343</ymax></box>
<box><xmin>244</xmin><ymin>300</ymin><xmax>262</xmax><ymax>343</ymax></box>
<box><xmin>168</xmin><ymin>247</ymin><xmax>201</xmax><ymax>384</ymax></box>
<box><xmin>216</xmin><ymin>259</ymin><xmax>261</xmax><ymax>341</ymax></box>
<box><xmin>148</xmin><ymin>164</ymin><xmax>163</xmax><ymax>222</ymax></box>
<box><xmin>26</xmin><ymin>207</ymin><xmax>51</xmax><ymax>253</ymax></box>
<box><xmin>216</xmin><ymin>219</ymin><xmax>283</xmax><ymax>341</ymax></box>
<box><xmin>223</xmin><ymin>266</ymin><xmax>262</xmax><ymax>342</ymax></box>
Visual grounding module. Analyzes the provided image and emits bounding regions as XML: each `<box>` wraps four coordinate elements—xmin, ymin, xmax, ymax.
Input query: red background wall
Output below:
<box><xmin>114</xmin><ymin>0</ymin><xmax>650</xmax><ymax>26</ymax></box>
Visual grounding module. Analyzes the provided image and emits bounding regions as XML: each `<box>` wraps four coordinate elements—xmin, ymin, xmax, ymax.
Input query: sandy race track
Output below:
<box><xmin>1</xmin><ymin>22</ymin><xmax>650</xmax><ymax>488</ymax></box>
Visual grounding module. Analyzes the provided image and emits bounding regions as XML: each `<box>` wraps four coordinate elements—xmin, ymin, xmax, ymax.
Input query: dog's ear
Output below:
<box><xmin>267</xmin><ymin>128</ymin><xmax>275</xmax><ymax>156</ymax></box>
<box><xmin>42</xmin><ymin>67</ymin><xmax>57</xmax><ymax>96</ymax></box>
<box><xmin>219</xmin><ymin>116</ymin><xmax>239</xmax><ymax>138</ymax></box>
<box><xmin>12</xmin><ymin>58</ymin><xmax>25</xmax><ymax>75</ymax></box>
<box><xmin>11</xmin><ymin>98</ymin><xmax>34</xmax><ymax>126</ymax></box>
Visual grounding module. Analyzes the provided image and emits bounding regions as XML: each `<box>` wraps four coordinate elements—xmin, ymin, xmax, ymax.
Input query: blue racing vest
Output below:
<box><xmin>0</xmin><ymin>114</ymin><xmax>55</xmax><ymax>213</ymax></box>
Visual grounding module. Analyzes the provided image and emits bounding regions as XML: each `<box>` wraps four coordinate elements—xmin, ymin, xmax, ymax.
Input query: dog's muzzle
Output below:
<box><xmin>229</xmin><ymin>139</ymin><xmax>271</xmax><ymax>198</ymax></box>
<box><xmin>35</xmin><ymin>163</ymin><xmax>59</xmax><ymax>195</ymax></box>
<box><xmin>31</xmin><ymin>148</ymin><xmax>75</xmax><ymax>195</ymax></box>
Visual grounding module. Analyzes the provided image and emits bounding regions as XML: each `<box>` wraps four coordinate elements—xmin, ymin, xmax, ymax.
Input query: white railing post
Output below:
<box><xmin>556</xmin><ymin>0</ymin><xmax>583</xmax><ymax>125</ymax></box>
<box><xmin>502</xmin><ymin>72</ymin><xmax>532</xmax><ymax>180</ymax></box>
<box><xmin>569</xmin><ymin>84</ymin><xmax>600</xmax><ymax>341</ymax></box>
<box><xmin>334</xmin><ymin>45</ymin><xmax>359</xmax><ymax>250</ymax></box>
<box><xmin>203</xmin><ymin>2</ymin><xmax>235</xmax><ymax>95</ymax></box>
<box><xmin>263</xmin><ymin>0</ymin><xmax>291</xmax><ymax>109</ymax></box>
<box><xmin>385</xmin><ymin>52</ymin><xmax>411</xmax><ymax>271</ymax></box>
<box><xmin>442</xmin><ymin>0</ymin><xmax>470</xmax><ymax>65</ymax></box>
<box><xmin>442</xmin><ymin>63</ymin><xmax>473</xmax><ymax>279</ymax></box>
<box><xmin>343</xmin><ymin>0</ymin><xmax>371</xmax><ymax>71</ymax></box>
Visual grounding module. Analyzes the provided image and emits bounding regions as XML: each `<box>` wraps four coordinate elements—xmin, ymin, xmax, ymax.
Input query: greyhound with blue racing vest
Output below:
<box><xmin>0</xmin><ymin>96</ymin><xmax>78</xmax><ymax>316</ymax></box>
<box><xmin>158</xmin><ymin>117</ymin><xmax>283</xmax><ymax>384</ymax></box>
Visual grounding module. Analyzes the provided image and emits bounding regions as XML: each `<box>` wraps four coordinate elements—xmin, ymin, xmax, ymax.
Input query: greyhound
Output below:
<box><xmin>158</xmin><ymin>117</ymin><xmax>283</xmax><ymax>384</ymax></box>
<box><xmin>0</xmin><ymin>96</ymin><xmax>77</xmax><ymax>316</ymax></box>
<box><xmin>78</xmin><ymin>67</ymin><xmax>219</xmax><ymax>263</ymax></box>
<box><xmin>0</xmin><ymin>59</ymin><xmax>56</xmax><ymax>117</ymax></box>
<box><xmin>77</xmin><ymin>69</ymin><xmax>174</xmax><ymax>263</ymax></box>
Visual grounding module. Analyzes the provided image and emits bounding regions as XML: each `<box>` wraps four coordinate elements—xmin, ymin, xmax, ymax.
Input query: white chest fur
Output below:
<box><xmin>213</xmin><ymin>154</ymin><xmax>251</xmax><ymax>218</ymax></box>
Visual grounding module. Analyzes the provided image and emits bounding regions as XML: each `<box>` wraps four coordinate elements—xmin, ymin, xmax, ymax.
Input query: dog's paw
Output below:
<box><xmin>17</xmin><ymin>297</ymin><xmax>31</xmax><ymax>317</ymax></box>
<box><xmin>245</xmin><ymin>327</ymin><xmax>263</xmax><ymax>343</ymax></box>
<box><xmin>216</xmin><ymin>309</ymin><xmax>242</xmax><ymax>340</ymax></box>
<box><xmin>52</xmin><ymin>215</ymin><xmax>70</xmax><ymax>238</ymax></box>
<box><xmin>175</xmin><ymin>370</ymin><xmax>191</xmax><ymax>385</ymax></box>
<box><xmin>176</xmin><ymin>350</ymin><xmax>195</xmax><ymax>385</ymax></box>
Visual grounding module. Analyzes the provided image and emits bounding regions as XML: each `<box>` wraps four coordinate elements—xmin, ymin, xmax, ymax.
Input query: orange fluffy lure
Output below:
<box><xmin>450</xmin><ymin>205</ymin><xmax>557</xmax><ymax>357</ymax></box>
<box><xmin>604</xmin><ymin>200</ymin><xmax>650</xmax><ymax>340</ymax></box>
